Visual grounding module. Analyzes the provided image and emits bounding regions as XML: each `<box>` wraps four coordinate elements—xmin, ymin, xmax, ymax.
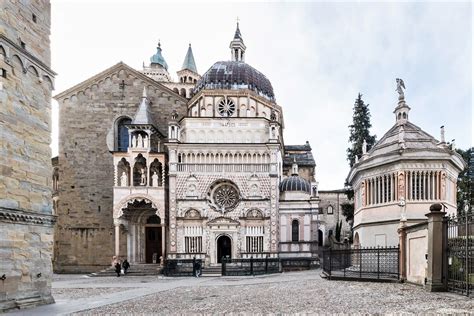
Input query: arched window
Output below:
<box><xmin>117</xmin><ymin>117</ymin><xmax>131</xmax><ymax>151</ymax></box>
<box><xmin>327</xmin><ymin>205</ymin><xmax>334</xmax><ymax>214</ymax></box>
<box><xmin>291</xmin><ymin>219</ymin><xmax>299</xmax><ymax>242</ymax></box>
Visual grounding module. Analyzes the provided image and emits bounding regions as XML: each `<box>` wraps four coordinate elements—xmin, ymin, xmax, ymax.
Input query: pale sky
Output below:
<box><xmin>50</xmin><ymin>1</ymin><xmax>473</xmax><ymax>189</ymax></box>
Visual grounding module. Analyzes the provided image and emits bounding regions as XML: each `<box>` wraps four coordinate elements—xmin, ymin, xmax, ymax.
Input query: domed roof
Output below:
<box><xmin>150</xmin><ymin>42</ymin><xmax>168</xmax><ymax>70</ymax></box>
<box><xmin>279</xmin><ymin>175</ymin><xmax>312</xmax><ymax>194</ymax></box>
<box><xmin>193</xmin><ymin>61</ymin><xmax>275</xmax><ymax>101</ymax></box>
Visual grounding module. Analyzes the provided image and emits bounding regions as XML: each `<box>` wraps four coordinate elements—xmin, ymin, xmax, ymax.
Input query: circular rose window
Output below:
<box><xmin>217</xmin><ymin>98</ymin><xmax>235</xmax><ymax>117</ymax></box>
<box><xmin>208</xmin><ymin>180</ymin><xmax>240</xmax><ymax>213</ymax></box>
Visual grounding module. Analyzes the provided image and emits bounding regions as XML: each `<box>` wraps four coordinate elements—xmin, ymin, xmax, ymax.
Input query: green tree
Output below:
<box><xmin>456</xmin><ymin>147</ymin><xmax>473</xmax><ymax>214</ymax></box>
<box><xmin>342</xmin><ymin>94</ymin><xmax>377</xmax><ymax>225</ymax></box>
<box><xmin>346</xmin><ymin>93</ymin><xmax>377</xmax><ymax>167</ymax></box>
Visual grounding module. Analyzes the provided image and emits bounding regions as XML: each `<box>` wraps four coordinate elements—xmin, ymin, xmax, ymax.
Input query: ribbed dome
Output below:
<box><xmin>279</xmin><ymin>175</ymin><xmax>312</xmax><ymax>194</ymax></box>
<box><xmin>193</xmin><ymin>61</ymin><xmax>275</xmax><ymax>101</ymax></box>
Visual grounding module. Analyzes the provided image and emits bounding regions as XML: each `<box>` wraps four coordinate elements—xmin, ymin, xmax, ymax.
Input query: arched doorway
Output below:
<box><xmin>145</xmin><ymin>215</ymin><xmax>162</xmax><ymax>263</ymax></box>
<box><xmin>217</xmin><ymin>235</ymin><xmax>232</xmax><ymax>263</ymax></box>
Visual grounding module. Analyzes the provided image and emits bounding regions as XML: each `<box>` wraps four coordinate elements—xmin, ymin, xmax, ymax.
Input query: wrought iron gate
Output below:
<box><xmin>446</xmin><ymin>211</ymin><xmax>473</xmax><ymax>296</ymax></box>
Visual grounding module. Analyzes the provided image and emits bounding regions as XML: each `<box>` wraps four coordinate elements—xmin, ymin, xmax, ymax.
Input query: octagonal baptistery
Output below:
<box><xmin>347</xmin><ymin>93</ymin><xmax>466</xmax><ymax>248</ymax></box>
<box><xmin>165</xmin><ymin>24</ymin><xmax>284</xmax><ymax>264</ymax></box>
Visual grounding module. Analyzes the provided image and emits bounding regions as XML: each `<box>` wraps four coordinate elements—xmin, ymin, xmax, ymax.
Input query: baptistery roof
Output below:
<box><xmin>279</xmin><ymin>175</ymin><xmax>312</xmax><ymax>194</ymax></box>
<box><xmin>193</xmin><ymin>61</ymin><xmax>275</xmax><ymax>101</ymax></box>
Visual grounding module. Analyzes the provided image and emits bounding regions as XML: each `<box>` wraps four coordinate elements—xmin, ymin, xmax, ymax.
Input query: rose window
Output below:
<box><xmin>214</xmin><ymin>185</ymin><xmax>239</xmax><ymax>209</ymax></box>
<box><xmin>217</xmin><ymin>98</ymin><xmax>235</xmax><ymax>117</ymax></box>
<box><xmin>208</xmin><ymin>180</ymin><xmax>240</xmax><ymax>213</ymax></box>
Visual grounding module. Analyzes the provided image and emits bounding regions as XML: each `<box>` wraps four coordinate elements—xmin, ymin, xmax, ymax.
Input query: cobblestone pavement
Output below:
<box><xmin>10</xmin><ymin>270</ymin><xmax>473</xmax><ymax>315</ymax></box>
<box><xmin>52</xmin><ymin>288</ymin><xmax>134</xmax><ymax>301</ymax></box>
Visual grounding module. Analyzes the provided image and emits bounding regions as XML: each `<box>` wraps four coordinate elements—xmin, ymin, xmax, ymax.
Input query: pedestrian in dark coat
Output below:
<box><xmin>122</xmin><ymin>259</ymin><xmax>130</xmax><ymax>275</ymax></box>
<box><xmin>114</xmin><ymin>261</ymin><xmax>121</xmax><ymax>277</ymax></box>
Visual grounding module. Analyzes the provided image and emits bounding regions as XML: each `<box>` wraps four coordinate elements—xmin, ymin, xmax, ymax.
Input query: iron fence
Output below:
<box><xmin>163</xmin><ymin>258</ymin><xmax>204</xmax><ymax>276</ymax></box>
<box><xmin>221</xmin><ymin>257</ymin><xmax>280</xmax><ymax>276</ymax></box>
<box><xmin>322</xmin><ymin>246</ymin><xmax>399</xmax><ymax>281</ymax></box>
<box><xmin>446</xmin><ymin>211</ymin><xmax>474</xmax><ymax>296</ymax></box>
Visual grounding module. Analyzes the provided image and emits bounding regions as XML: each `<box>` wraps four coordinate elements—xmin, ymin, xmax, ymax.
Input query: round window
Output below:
<box><xmin>217</xmin><ymin>98</ymin><xmax>235</xmax><ymax>117</ymax></box>
<box><xmin>207</xmin><ymin>180</ymin><xmax>240</xmax><ymax>213</ymax></box>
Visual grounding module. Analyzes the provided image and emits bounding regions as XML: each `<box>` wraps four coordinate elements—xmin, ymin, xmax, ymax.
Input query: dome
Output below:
<box><xmin>193</xmin><ymin>61</ymin><xmax>275</xmax><ymax>101</ymax></box>
<box><xmin>279</xmin><ymin>175</ymin><xmax>312</xmax><ymax>194</ymax></box>
<box><xmin>150</xmin><ymin>43</ymin><xmax>168</xmax><ymax>70</ymax></box>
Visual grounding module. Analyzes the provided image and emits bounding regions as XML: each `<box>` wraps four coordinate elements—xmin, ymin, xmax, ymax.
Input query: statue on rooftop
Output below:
<box><xmin>396</xmin><ymin>78</ymin><xmax>405</xmax><ymax>101</ymax></box>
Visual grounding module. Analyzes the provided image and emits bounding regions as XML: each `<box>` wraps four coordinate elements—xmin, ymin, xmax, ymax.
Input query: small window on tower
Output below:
<box><xmin>1</xmin><ymin>69</ymin><xmax>6</xmax><ymax>78</ymax></box>
<box><xmin>32</xmin><ymin>14</ymin><xmax>37</xmax><ymax>23</ymax></box>
<box><xmin>327</xmin><ymin>205</ymin><xmax>334</xmax><ymax>214</ymax></box>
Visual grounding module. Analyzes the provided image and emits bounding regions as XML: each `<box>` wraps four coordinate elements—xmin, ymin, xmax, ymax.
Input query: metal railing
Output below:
<box><xmin>446</xmin><ymin>211</ymin><xmax>474</xmax><ymax>297</ymax></box>
<box><xmin>221</xmin><ymin>256</ymin><xmax>280</xmax><ymax>276</ymax></box>
<box><xmin>163</xmin><ymin>258</ymin><xmax>204</xmax><ymax>277</ymax></box>
<box><xmin>322</xmin><ymin>246</ymin><xmax>400</xmax><ymax>281</ymax></box>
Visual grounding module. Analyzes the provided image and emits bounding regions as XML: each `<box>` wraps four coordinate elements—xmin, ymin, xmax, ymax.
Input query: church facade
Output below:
<box><xmin>53</xmin><ymin>24</ymin><xmax>340</xmax><ymax>271</ymax></box>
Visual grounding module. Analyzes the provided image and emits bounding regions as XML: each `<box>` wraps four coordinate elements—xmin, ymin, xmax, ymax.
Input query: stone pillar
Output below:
<box><xmin>397</xmin><ymin>219</ymin><xmax>407</xmax><ymax>281</ymax></box>
<box><xmin>425</xmin><ymin>203</ymin><xmax>446</xmax><ymax>292</ymax></box>
<box><xmin>161</xmin><ymin>227</ymin><xmax>165</xmax><ymax>265</ymax></box>
<box><xmin>115</xmin><ymin>224</ymin><xmax>120</xmax><ymax>258</ymax></box>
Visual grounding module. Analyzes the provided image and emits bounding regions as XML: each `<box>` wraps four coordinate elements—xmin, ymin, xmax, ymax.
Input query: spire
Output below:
<box><xmin>230</xmin><ymin>21</ymin><xmax>246</xmax><ymax>62</ymax></box>
<box><xmin>132</xmin><ymin>87</ymin><xmax>154</xmax><ymax>125</ymax></box>
<box><xmin>234</xmin><ymin>22</ymin><xmax>242</xmax><ymax>40</ymax></box>
<box><xmin>181</xmin><ymin>43</ymin><xmax>198</xmax><ymax>74</ymax></box>
<box><xmin>150</xmin><ymin>40</ymin><xmax>168</xmax><ymax>70</ymax></box>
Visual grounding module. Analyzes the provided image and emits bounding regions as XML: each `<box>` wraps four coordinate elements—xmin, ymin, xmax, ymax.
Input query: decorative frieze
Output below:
<box><xmin>0</xmin><ymin>207</ymin><xmax>56</xmax><ymax>226</ymax></box>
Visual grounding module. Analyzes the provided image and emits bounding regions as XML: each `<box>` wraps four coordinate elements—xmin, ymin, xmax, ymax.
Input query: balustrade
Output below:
<box><xmin>176</xmin><ymin>163</ymin><xmax>271</xmax><ymax>173</ymax></box>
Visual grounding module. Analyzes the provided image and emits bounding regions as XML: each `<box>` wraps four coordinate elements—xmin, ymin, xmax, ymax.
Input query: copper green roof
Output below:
<box><xmin>150</xmin><ymin>42</ymin><xmax>168</xmax><ymax>70</ymax></box>
<box><xmin>181</xmin><ymin>44</ymin><xmax>198</xmax><ymax>73</ymax></box>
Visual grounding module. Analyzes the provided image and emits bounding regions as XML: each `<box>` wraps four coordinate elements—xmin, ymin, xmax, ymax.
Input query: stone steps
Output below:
<box><xmin>201</xmin><ymin>265</ymin><xmax>222</xmax><ymax>277</ymax></box>
<box><xmin>14</xmin><ymin>296</ymin><xmax>43</xmax><ymax>309</ymax></box>
<box><xmin>89</xmin><ymin>264</ymin><xmax>162</xmax><ymax>277</ymax></box>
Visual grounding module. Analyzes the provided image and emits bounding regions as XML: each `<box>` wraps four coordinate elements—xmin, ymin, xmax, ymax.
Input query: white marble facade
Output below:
<box><xmin>110</xmin><ymin>24</ymin><xmax>321</xmax><ymax>265</ymax></box>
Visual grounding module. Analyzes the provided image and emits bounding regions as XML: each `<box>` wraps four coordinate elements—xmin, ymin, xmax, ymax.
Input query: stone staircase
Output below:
<box><xmin>89</xmin><ymin>263</ymin><xmax>162</xmax><ymax>277</ymax></box>
<box><xmin>201</xmin><ymin>265</ymin><xmax>222</xmax><ymax>277</ymax></box>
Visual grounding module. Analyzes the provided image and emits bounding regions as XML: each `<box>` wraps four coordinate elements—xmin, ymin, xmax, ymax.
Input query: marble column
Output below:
<box><xmin>115</xmin><ymin>224</ymin><xmax>120</xmax><ymax>258</ymax></box>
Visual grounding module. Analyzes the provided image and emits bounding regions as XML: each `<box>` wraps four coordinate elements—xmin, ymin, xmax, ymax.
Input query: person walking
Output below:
<box><xmin>122</xmin><ymin>259</ymin><xmax>130</xmax><ymax>275</ymax></box>
<box><xmin>114</xmin><ymin>260</ymin><xmax>121</xmax><ymax>277</ymax></box>
<box><xmin>194</xmin><ymin>260</ymin><xmax>201</xmax><ymax>277</ymax></box>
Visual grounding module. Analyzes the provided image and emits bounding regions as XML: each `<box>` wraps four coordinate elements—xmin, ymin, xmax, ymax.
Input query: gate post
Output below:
<box><xmin>398</xmin><ymin>219</ymin><xmax>407</xmax><ymax>281</ymax></box>
<box><xmin>426</xmin><ymin>203</ymin><xmax>447</xmax><ymax>292</ymax></box>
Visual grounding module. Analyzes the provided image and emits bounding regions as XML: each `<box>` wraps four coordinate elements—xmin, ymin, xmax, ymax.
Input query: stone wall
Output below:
<box><xmin>318</xmin><ymin>190</ymin><xmax>351</xmax><ymax>245</ymax></box>
<box><xmin>0</xmin><ymin>0</ymin><xmax>55</xmax><ymax>311</ymax></box>
<box><xmin>54</xmin><ymin>65</ymin><xmax>187</xmax><ymax>272</ymax></box>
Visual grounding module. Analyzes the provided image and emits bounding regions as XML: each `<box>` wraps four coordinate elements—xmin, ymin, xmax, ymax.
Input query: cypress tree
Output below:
<box><xmin>347</xmin><ymin>93</ymin><xmax>377</xmax><ymax>167</ymax></box>
<box><xmin>342</xmin><ymin>94</ymin><xmax>377</xmax><ymax>230</ymax></box>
